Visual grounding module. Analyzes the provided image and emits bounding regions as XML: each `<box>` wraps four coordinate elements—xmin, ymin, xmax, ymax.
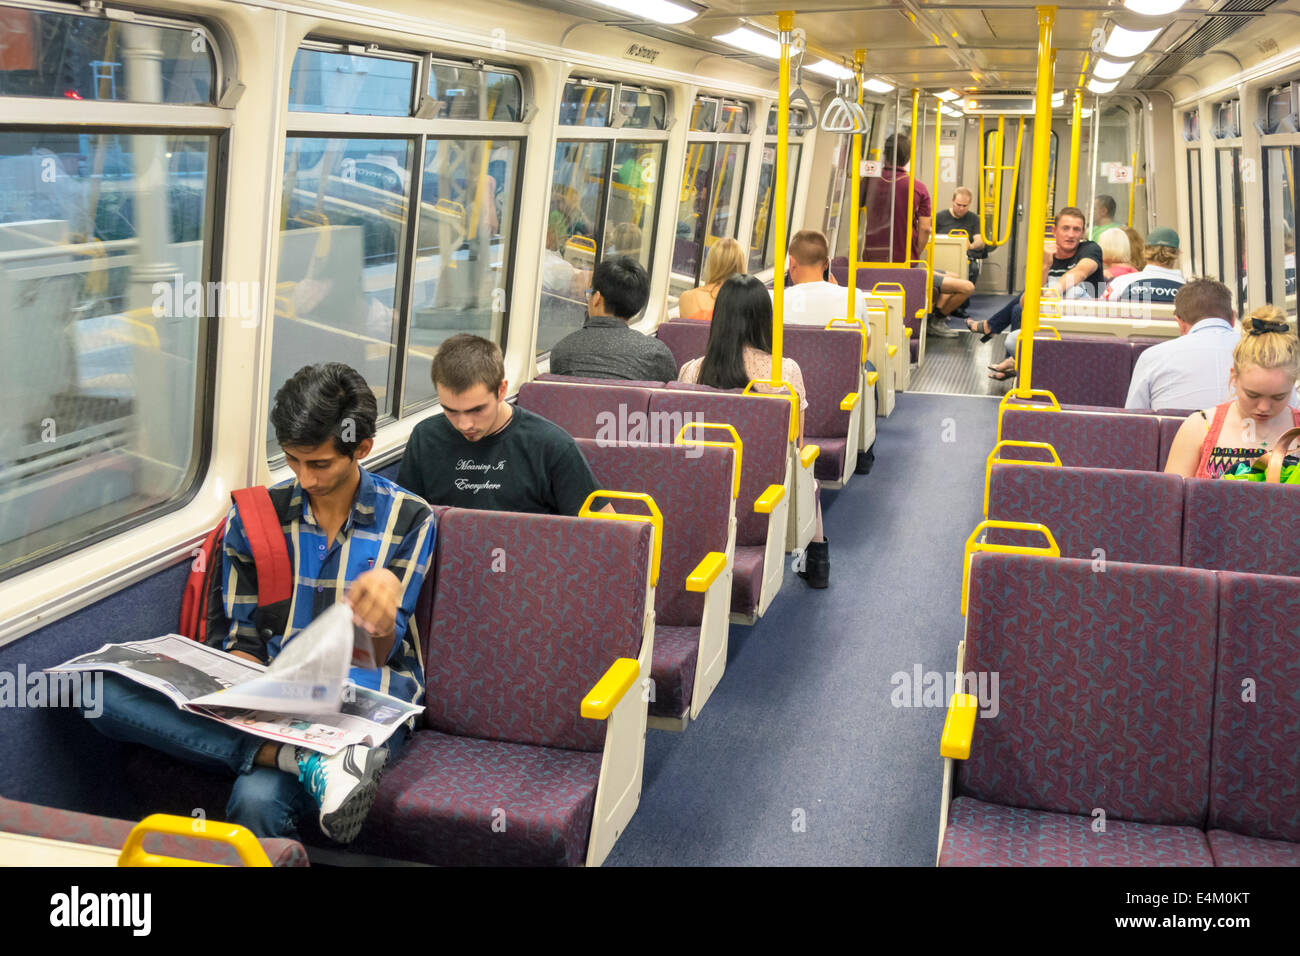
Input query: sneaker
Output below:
<box><xmin>296</xmin><ymin>743</ymin><xmax>389</xmax><ymax>844</ymax></box>
<box><xmin>927</xmin><ymin>316</ymin><xmax>959</xmax><ymax>339</ymax></box>
<box><xmin>797</xmin><ymin>539</ymin><xmax>830</xmax><ymax>589</ymax></box>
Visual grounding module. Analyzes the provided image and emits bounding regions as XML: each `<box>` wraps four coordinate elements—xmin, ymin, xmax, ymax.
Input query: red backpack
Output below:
<box><xmin>179</xmin><ymin>487</ymin><xmax>294</xmax><ymax>648</ymax></box>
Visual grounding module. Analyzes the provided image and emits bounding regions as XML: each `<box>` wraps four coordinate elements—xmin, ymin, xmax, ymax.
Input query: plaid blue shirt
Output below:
<box><xmin>220</xmin><ymin>469</ymin><xmax>436</xmax><ymax>705</ymax></box>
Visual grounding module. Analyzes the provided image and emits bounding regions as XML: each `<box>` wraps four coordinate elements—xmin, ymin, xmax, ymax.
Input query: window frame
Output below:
<box><xmin>1261</xmin><ymin>139</ymin><xmax>1300</xmax><ymax>315</ymax></box>
<box><xmin>1214</xmin><ymin>144</ymin><xmax>1246</xmax><ymax>311</ymax></box>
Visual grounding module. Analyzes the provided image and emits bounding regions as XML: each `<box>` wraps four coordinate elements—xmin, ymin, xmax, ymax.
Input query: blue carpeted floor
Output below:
<box><xmin>604</xmin><ymin>392</ymin><xmax>998</xmax><ymax>866</ymax></box>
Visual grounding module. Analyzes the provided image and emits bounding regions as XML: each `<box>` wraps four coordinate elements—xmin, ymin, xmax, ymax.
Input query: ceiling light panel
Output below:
<box><xmin>1102</xmin><ymin>26</ymin><xmax>1161</xmax><ymax>59</ymax></box>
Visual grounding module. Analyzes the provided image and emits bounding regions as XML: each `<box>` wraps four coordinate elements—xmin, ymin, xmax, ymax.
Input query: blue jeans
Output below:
<box><xmin>87</xmin><ymin>674</ymin><xmax>407</xmax><ymax>841</ymax></box>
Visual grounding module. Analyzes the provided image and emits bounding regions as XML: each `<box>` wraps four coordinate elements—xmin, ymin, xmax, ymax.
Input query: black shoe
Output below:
<box><xmin>855</xmin><ymin>448</ymin><xmax>874</xmax><ymax>475</ymax></box>
<box><xmin>798</xmin><ymin>539</ymin><xmax>829</xmax><ymax>589</ymax></box>
<box><xmin>951</xmin><ymin>306</ymin><xmax>970</xmax><ymax>319</ymax></box>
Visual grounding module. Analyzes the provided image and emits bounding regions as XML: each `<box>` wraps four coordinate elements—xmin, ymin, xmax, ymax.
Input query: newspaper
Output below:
<box><xmin>50</xmin><ymin>604</ymin><xmax>420</xmax><ymax>755</ymax></box>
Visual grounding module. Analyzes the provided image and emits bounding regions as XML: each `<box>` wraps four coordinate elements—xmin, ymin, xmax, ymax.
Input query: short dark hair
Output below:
<box><xmin>1056</xmin><ymin>206</ymin><xmax>1087</xmax><ymax>227</ymax></box>
<box><xmin>883</xmin><ymin>132</ymin><xmax>911</xmax><ymax>166</ymax></box>
<box><xmin>271</xmin><ymin>363</ymin><xmax>376</xmax><ymax>456</ymax></box>
<box><xmin>1094</xmin><ymin>194</ymin><xmax>1116</xmax><ymax>218</ymax></box>
<box><xmin>592</xmin><ymin>256</ymin><xmax>650</xmax><ymax>320</ymax></box>
<box><xmin>1174</xmin><ymin>277</ymin><xmax>1232</xmax><ymax>326</ymax></box>
<box><xmin>431</xmin><ymin>334</ymin><xmax>506</xmax><ymax>394</ymax></box>
<box><xmin>789</xmin><ymin>229</ymin><xmax>829</xmax><ymax>268</ymax></box>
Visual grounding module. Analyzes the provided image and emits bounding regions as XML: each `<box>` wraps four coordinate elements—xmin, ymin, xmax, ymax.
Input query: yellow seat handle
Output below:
<box><xmin>118</xmin><ymin>814</ymin><xmax>271</xmax><ymax>867</ymax></box>
<box><xmin>824</xmin><ymin>317</ymin><xmax>869</xmax><ymax>364</ymax></box>
<box><xmin>866</xmin><ymin>370</ymin><xmax>879</xmax><ymax>387</ymax></box>
<box><xmin>840</xmin><ymin>392</ymin><xmax>860</xmax><ymax>412</ymax></box>
<box><xmin>872</xmin><ymin>282</ymin><xmax>906</xmax><ymax>295</ymax></box>
<box><xmin>995</xmin><ymin>387</ymin><xmax>1061</xmax><ymax>442</ymax></box>
<box><xmin>984</xmin><ymin>440</ymin><xmax>1062</xmax><ymax>516</ymax></box>
<box><xmin>579</xmin><ymin>491</ymin><xmax>663</xmax><ymax>587</ymax></box>
<box><xmin>946</xmin><ymin>229</ymin><xmax>970</xmax><ymax>238</ymax></box>
<box><xmin>887</xmin><ymin>344</ymin><xmax>898</xmax><ymax>358</ymax></box>
<box><xmin>675</xmin><ymin>422</ymin><xmax>742</xmax><ymax>499</ymax></box>
<box><xmin>742</xmin><ymin>379</ymin><xmax>799</xmax><ymax>442</ymax></box>
<box><xmin>961</xmin><ymin>520</ymin><xmax>1060</xmax><ymax>616</ymax></box>
<box><xmin>800</xmin><ymin>444</ymin><xmax>820</xmax><ymax>468</ymax></box>
<box><xmin>940</xmin><ymin>694</ymin><xmax>979</xmax><ymax>760</ymax></box>
<box><xmin>581</xmin><ymin>658</ymin><xmax>640</xmax><ymax>719</ymax></box>
<box><xmin>685</xmin><ymin>551</ymin><xmax>727</xmax><ymax>592</ymax></box>
<box><xmin>566</xmin><ymin>235</ymin><xmax>597</xmax><ymax>253</ymax></box>
<box><xmin>754</xmin><ymin>483</ymin><xmax>785</xmax><ymax>514</ymax></box>
<box><xmin>904</xmin><ymin>327</ymin><xmax>913</xmax><ymax>338</ymax></box>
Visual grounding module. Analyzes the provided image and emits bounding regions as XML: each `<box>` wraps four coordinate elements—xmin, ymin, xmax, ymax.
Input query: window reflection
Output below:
<box><xmin>289</xmin><ymin>49</ymin><xmax>415</xmax><ymax>117</ymax></box>
<box><xmin>540</xmin><ymin>141</ymin><xmax>607</xmax><ymax>353</ymax></box>
<box><xmin>749</xmin><ymin>144</ymin><xmax>801</xmax><ymax>273</ymax></box>
<box><xmin>1264</xmin><ymin>146</ymin><xmax>1296</xmax><ymax>314</ymax></box>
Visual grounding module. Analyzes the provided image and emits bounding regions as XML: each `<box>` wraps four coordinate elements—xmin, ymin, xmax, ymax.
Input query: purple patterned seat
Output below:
<box><xmin>830</xmin><ymin>259</ymin><xmax>926</xmax><ymax>362</ymax></box>
<box><xmin>1183</xmin><ymin>481</ymin><xmax>1300</xmax><ymax>577</ymax></box>
<box><xmin>358</xmin><ymin>508</ymin><xmax>653</xmax><ymax>866</ymax></box>
<box><xmin>1031</xmin><ymin>337</ymin><xmax>1134</xmax><ymax>408</ymax></box>
<box><xmin>1156</xmin><ymin>415</ymin><xmax>1185</xmax><ymax>471</ymax></box>
<box><xmin>648</xmin><ymin>391</ymin><xmax>791</xmax><ymax>619</ymax></box>
<box><xmin>783</xmin><ymin>327</ymin><xmax>861</xmax><ymax>483</ymax></box>
<box><xmin>940</xmin><ymin>796</ymin><xmax>1213</xmax><ymax>866</ymax></box>
<box><xmin>987</xmin><ymin>465</ymin><xmax>1183</xmax><ymax>566</ymax></box>
<box><xmin>516</xmin><ymin>381</ymin><xmax>653</xmax><ymax>440</ymax></box>
<box><xmin>1208</xmin><ymin>572</ymin><xmax>1300</xmax><ymax>847</ymax></box>
<box><xmin>1207</xmin><ymin>829</ymin><xmax>1300</xmax><ymax>866</ymax></box>
<box><xmin>0</xmin><ymin>795</ymin><xmax>309</xmax><ymax>866</ymax></box>
<box><xmin>655</xmin><ymin>320</ymin><xmax>711</xmax><ymax>373</ymax></box>
<box><xmin>575</xmin><ymin>440</ymin><xmax>734</xmax><ymax>720</ymax></box>
<box><xmin>1000</xmin><ymin>409</ymin><xmax>1160</xmax><ymax>471</ymax></box>
<box><xmin>958</xmin><ymin>553</ymin><xmax>1217</xmax><ymax>829</ymax></box>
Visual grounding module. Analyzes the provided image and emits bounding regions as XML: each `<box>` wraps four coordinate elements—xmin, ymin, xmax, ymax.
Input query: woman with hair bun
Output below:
<box><xmin>1164</xmin><ymin>306</ymin><xmax>1300</xmax><ymax>478</ymax></box>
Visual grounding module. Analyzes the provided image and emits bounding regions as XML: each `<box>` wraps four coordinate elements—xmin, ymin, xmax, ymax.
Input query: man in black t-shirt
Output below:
<box><xmin>934</xmin><ymin>187</ymin><xmax>988</xmax><ymax>252</ymax></box>
<box><xmin>398</xmin><ymin>335</ymin><xmax>600</xmax><ymax>515</ymax></box>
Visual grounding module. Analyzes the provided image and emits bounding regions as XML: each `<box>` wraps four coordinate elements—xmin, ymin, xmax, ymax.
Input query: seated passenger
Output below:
<box><xmin>1098</xmin><ymin>226</ymin><xmax>1138</xmax><ymax>282</ymax></box>
<box><xmin>971</xmin><ymin>207</ymin><xmax>1104</xmax><ymax>380</ymax></box>
<box><xmin>1163</xmin><ymin>309</ymin><xmax>1300</xmax><ymax>478</ymax></box>
<box><xmin>1089</xmin><ymin>194</ymin><xmax>1120</xmax><ymax>242</ymax></box>
<box><xmin>935</xmin><ymin>186</ymin><xmax>991</xmax><ymax>310</ymax></box>
<box><xmin>86</xmin><ymin>364</ymin><xmax>435</xmax><ymax>843</ymax></box>
<box><xmin>399</xmin><ymin>334</ymin><xmax>601</xmax><ymax>514</ymax></box>
<box><xmin>1105</xmin><ymin>228</ymin><xmax>1186</xmax><ymax>304</ymax></box>
<box><xmin>679</xmin><ymin>237</ymin><xmax>745</xmax><ymax>321</ymax></box>
<box><xmin>1123</xmin><ymin>227</ymin><xmax>1147</xmax><ymax>272</ymax></box>
<box><xmin>548</xmin><ymin>256</ymin><xmax>679</xmax><ymax>382</ymax></box>
<box><xmin>1125</xmin><ymin>277</ymin><xmax>1236</xmax><ymax>410</ymax></box>
<box><xmin>679</xmin><ymin>275</ymin><xmax>831</xmax><ymax>588</ymax></box>
<box><xmin>778</xmin><ymin>228</ymin><xmax>874</xmax><ymax>328</ymax></box>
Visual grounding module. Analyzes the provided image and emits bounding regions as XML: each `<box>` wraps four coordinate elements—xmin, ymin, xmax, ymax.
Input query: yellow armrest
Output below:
<box><xmin>914</xmin><ymin>308</ymin><xmax>926</xmax><ymax>320</ymax></box>
<box><xmin>118</xmin><ymin>815</ymin><xmax>271</xmax><ymax>867</ymax></box>
<box><xmin>904</xmin><ymin>327</ymin><xmax>913</xmax><ymax>338</ymax></box>
<box><xmin>581</xmin><ymin>658</ymin><xmax>640</xmax><ymax>720</ymax></box>
<box><xmin>685</xmin><ymin>551</ymin><xmax>727</xmax><ymax>592</ymax></box>
<box><xmin>840</xmin><ymin>392</ymin><xmax>860</xmax><ymax>412</ymax></box>
<box><xmin>867</xmin><ymin>371</ymin><xmax>879</xmax><ymax>386</ymax></box>
<box><xmin>754</xmin><ymin>483</ymin><xmax>785</xmax><ymax>514</ymax></box>
<box><xmin>887</xmin><ymin>344</ymin><xmax>898</xmax><ymax>358</ymax></box>
<box><xmin>940</xmin><ymin>694</ymin><xmax>979</xmax><ymax>760</ymax></box>
<box><xmin>800</xmin><ymin>444</ymin><xmax>820</xmax><ymax>468</ymax></box>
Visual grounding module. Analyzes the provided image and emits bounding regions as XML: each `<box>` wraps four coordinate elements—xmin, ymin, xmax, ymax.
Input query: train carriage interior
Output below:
<box><xmin>0</xmin><ymin>0</ymin><xmax>1297</xmax><ymax>878</ymax></box>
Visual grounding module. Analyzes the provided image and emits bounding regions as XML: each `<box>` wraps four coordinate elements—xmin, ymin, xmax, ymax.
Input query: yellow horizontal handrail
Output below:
<box><xmin>579</xmin><ymin>491</ymin><xmax>663</xmax><ymax>587</ymax></box>
<box><xmin>983</xmin><ymin>440</ymin><xmax>1062</xmax><ymax>516</ymax></box>
<box><xmin>674</xmin><ymin>422</ymin><xmax>742</xmax><ymax>499</ymax></box>
<box><xmin>961</xmin><ymin>519</ymin><xmax>1060</xmax><ymax>616</ymax></box>
<box><xmin>118</xmin><ymin>814</ymin><xmax>270</xmax><ymax>867</ymax></box>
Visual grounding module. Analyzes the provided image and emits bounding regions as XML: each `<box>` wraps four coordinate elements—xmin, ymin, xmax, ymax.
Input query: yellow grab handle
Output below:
<box><xmin>866</xmin><ymin>371</ymin><xmax>879</xmax><ymax>387</ymax></box>
<box><xmin>887</xmin><ymin>344</ymin><xmax>898</xmax><ymax>358</ymax></box>
<box><xmin>743</xmin><ymin>379</ymin><xmax>800</xmax><ymax>441</ymax></box>
<box><xmin>675</xmin><ymin>422</ymin><xmax>742</xmax><ymax>499</ymax></box>
<box><xmin>580</xmin><ymin>491</ymin><xmax>663</xmax><ymax>587</ymax></box>
<box><xmin>840</xmin><ymin>392</ymin><xmax>860</xmax><ymax>412</ymax></box>
<box><xmin>566</xmin><ymin>235</ymin><xmax>597</xmax><ymax>253</ymax></box>
<box><xmin>983</xmin><ymin>440</ymin><xmax>1063</xmax><ymax>516</ymax></box>
<box><xmin>754</xmin><ymin>483</ymin><xmax>785</xmax><ymax>514</ymax></box>
<box><xmin>118</xmin><ymin>814</ymin><xmax>271</xmax><ymax>867</ymax></box>
<box><xmin>940</xmin><ymin>694</ymin><xmax>979</xmax><ymax>760</ymax></box>
<box><xmin>685</xmin><ymin>551</ymin><xmax>727</xmax><ymax>593</ymax></box>
<box><xmin>872</xmin><ymin>282</ymin><xmax>906</xmax><ymax>295</ymax></box>
<box><xmin>434</xmin><ymin>198</ymin><xmax>467</xmax><ymax>219</ymax></box>
<box><xmin>800</xmin><ymin>444</ymin><xmax>820</xmax><ymax>468</ymax></box>
<box><xmin>904</xmin><ymin>327</ymin><xmax>913</xmax><ymax>338</ymax></box>
<box><xmin>581</xmin><ymin>658</ymin><xmax>640</xmax><ymax>719</ymax></box>
<box><xmin>995</xmin><ymin>387</ymin><xmax>1061</xmax><ymax>442</ymax></box>
<box><xmin>947</xmin><ymin>229</ymin><xmax>970</xmax><ymax>238</ymax></box>
<box><xmin>961</xmin><ymin>520</ymin><xmax>1060</xmax><ymax>615</ymax></box>
<box><xmin>824</xmin><ymin>317</ymin><xmax>870</xmax><ymax>363</ymax></box>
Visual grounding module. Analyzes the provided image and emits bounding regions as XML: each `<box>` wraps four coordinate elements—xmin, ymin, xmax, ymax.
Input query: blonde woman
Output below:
<box><xmin>1164</xmin><ymin>306</ymin><xmax>1300</xmax><ymax>478</ymax></box>
<box><xmin>678</xmin><ymin>237</ymin><xmax>746</xmax><ymax>321</ymax></box>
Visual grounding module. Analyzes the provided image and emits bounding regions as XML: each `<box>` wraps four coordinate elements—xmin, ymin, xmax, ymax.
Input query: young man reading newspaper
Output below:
<box><xmin>84</xmin><ymin>364</ymin><xmax>435</xmax><ymax>843</ymax></box>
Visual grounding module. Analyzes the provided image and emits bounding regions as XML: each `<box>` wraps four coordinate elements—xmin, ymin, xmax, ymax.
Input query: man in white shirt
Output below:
<box><xmin>777</xmin><ymin>229</ymin><xmax>874</xmax><ymax>326</ymax></box>
<box><xmin>1126</xmin><ymin>277</ymin><xmax>1238</xmax><ymax>410</ymax></box>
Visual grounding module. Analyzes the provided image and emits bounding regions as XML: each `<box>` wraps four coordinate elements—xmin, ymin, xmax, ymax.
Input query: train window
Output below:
<box><xmin>691</xmin><ymin>97</ymin><xmax>719</xmax><ymax>133</ymax></box>
<box><xmin>1263</xmin><ymin>147</ymin><xmax>1297</xmax><ymax>315</ymax></box>
<box><xmin>617</xmin><ymin>87</ymin><xmax>667</xmax><ymax>131</ymax></box>
<box><xmin>289</xmin><ymin>47</ymin><xmax>418</xmax><ymax>117</ymax></box>
<box><xmin>766</xmin><ymin>105</ymin><xmax>811</xmax><ymax>135</ymax></box>
<box><xmin>0</xmin><ymin>5</ymin><xmax>216</xmax><ymax>104</ymax></box>
<box><xmin>748</xmin><ymin>142</ymin><xmax>802</xmax><ymax>273</ymax></box>
<box><xmin>0</xmin><ymin>127</ymin><xmax>216</xmax><ymax>578</ymax></box>
<box><xmin>674</xmin><ymin>142</ymin><xmax>717</xmax><ymax>282</ymax></box>
<box><xmin>1213</xmin><ymin>100</ymin><xmax>1241</xmax><ymax>139</ymax></box>
<box><xmin>402</xmin><ymin>139</ymin><xmax>522</xmax><ymax>411</ymax></box>
<box><xmin>1182</xmin><ymin>110</ymin><xmax>1200</xmax><ymax>143</ymax></box>
<box><xmin>720</xmin><ymin>101</ymin><xmax>751</xmax><ymax>134</ymax></box>
<box><xmin>1216</xmin><ymin>147</ymin><xmax>1246</xmax><ymax>311</ymax></box>
<box><xmin>427</xmin><ymin>60</ymin><xmax>523</xmax><ymax>122</ymax></box>
<box><xmin>691</xmin><ymin>97</ymin><xmax>750</xmax><ymax>135</ymax></box>
<box><xmin>604</xmin><ymin>142</ymin><xmax>663</xmax><ymax>264</ymax></box>
<box><xmin>559</xmin><ymin>81</ymin><xmax>614</xmax><ymax>127</ymax></box>
<box><xmin>1264</xmin><ymin>86</ymin><xmax>1299</xmax><ymax>134</ymax></box>
<box><xmin>1187</xmin><ymin>148</ymin><xmax>1204</xmax><ymax>275</ymax></box>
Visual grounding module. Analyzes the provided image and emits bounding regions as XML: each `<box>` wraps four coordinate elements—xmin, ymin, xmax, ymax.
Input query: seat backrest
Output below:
<box><xmin>987</xmin><ymin>465</ymin><xmax>1183</xmax><ymax>566</ymax></box>
<box><xmin>1030</xmin><ymin>337</ymin><xmax>1133</xmax><ymax>408</ymax></box>
<box><xmin>1000</xmin><ymin>409</ymin><xmax>1160</xmax><ymax>471</ymax></box>
<box><xmin>576</xmin><ymin>439</ymin><xmax>734</xmax><ymax>627</ymax></box>
<box><xmin>829</xmin><ymin>258</ymin><xmax>927</xmax><ymax>322</ymax></box>
<box><xmin>959</xmin><ymin>552</ymin><xmax>1218</xmax><ymax>826</ymax></box>
<box><xmin>647</xmin><ymin>390</ymin><xmax>789</xmax><ymax>546</ymax></box>
<box><xmin>515</xmin><ymin>381</ymin><xmax>652</xmax><ymax>440</ymax></box>
<box><xmin>535</xmin><ymin>372</ymin><xmax>666</xmax><ymax>388</ymax></box>
<box><xmin>1210</xmin><ymin>570</ymin><xmax>1300</xmax><ymax>842</ymax></box>
<box><xmin>781</xmin><ymin>327</ymin><xmax>859</xmax><ymax>439</ymax></box>
<box><xmin>1182</xmin><ymin>479</ymin><xmax>1300</xmax><ymax>577</ymax></box>
<box><xmin>1156</xmin><ymin>415</ymin><xmax>1185</xmax><ymax>470</ymax></box>
<box><xmin>421</xmin><ymin>508</ymin><xmax>651</xmax><ymax>752</ymax></box>
<box><xmin>655</xmin><ymin>320</ymin><xmax>711</xmax><ymax>373</ymax></box>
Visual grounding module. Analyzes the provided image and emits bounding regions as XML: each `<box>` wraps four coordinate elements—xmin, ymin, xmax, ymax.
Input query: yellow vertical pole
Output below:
<box><xmin>1067</xmin><ymin>89</ymin><xmax>1082</xmax><ymax>206</ymax></box>
<box><xmin>772</xmin><ymin>10</ymin><xmax>794</xmax><ymax>385</ymax></box>
<box><xmin>1127</xmin><ymin>150</ymin><xmax>1136</xmax><ymax>227</ymax></box>
<box><xmin>978</xmin><ymin>114</ymin><xmax>988</xmax><ymax>237</ymax></box>
<box><xmin>991</xmin><ymin>115</ymin><xmax>1005</xmax><ymax>243</ymax></box>
<box><xmin>848</xmin><ymin>48</ymin><xmax>866</xmax><ymax>318</ymax></box>
<box><xmin>928</xmin><ymin>97</ymin><xmax>942</xmax><ymax>294</ymax></box>
<box><xmin>1017</xmin><ymin>5</ymin><xmax>1057</xmax><ymax>398</ymax></box>
<box><xmin>905</xmin><ymin>88</ymin><xmax>919</xmax><ymax>264</ymax></box>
